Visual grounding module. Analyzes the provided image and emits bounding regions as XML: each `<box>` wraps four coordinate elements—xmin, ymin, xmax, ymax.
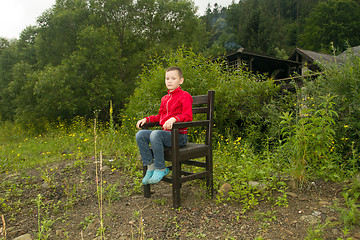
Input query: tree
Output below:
<box><xmin>36</xmin><ymin>0</ymin><xmax>91</xmax><ymax>67</ymax></box>
<box><xmin>0</xmin><ymin>0</ymin><xmax>204</xmax><ymax>124</ymax></box>
<box><xmin>0</xmin><ymin>39</ymin><xmax>19</xmax><ymax>120</ymax></box>
<box><xmin>300</xmin><ymin>0</ymin><xmax>360</xmax><ymax>53</ymax></box>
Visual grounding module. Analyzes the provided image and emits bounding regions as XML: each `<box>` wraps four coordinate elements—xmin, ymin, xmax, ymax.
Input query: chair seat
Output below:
<box><xmin>164</xmin><ymin>143</ymin><xmax>210</xmax><ymax>161</ymax></box>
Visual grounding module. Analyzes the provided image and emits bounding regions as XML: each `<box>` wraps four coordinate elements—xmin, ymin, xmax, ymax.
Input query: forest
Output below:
<box><xmin>1</xmin><ymin>0</ymin><xmax>360</xmax><ymax>126</ymax></box>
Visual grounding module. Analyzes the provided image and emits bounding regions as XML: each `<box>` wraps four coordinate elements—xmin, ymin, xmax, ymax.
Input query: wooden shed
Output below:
<box><xmin>224</xmin><ymin>48</ymin><xmax>302</xmax><ymax>79</ymax></box>
<box><xmin>287</xmin><ymin>48</ymin><xmax>336</xmax><ymax>74</ymax></box>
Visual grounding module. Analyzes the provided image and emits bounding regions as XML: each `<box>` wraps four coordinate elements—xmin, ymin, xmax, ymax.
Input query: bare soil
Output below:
<box><xmin>1</xmin><ymin>157</ymin><xmax>360</xmax><ymax>240</ymax></box>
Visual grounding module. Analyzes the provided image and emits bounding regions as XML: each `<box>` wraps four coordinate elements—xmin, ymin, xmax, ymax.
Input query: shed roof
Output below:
<box><xmin>337</xmin><ymin>46</ymin><xmax>360</xmax><ymax>62</ymax></box>
<box><xmin>288</xmin><ymin>48</ymin><xmax>336</xmax><ymax>63</ymax></box>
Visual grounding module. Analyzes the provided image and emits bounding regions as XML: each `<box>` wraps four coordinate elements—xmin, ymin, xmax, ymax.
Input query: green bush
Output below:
<box><xmin>300</xmin><ymin>51</ymin><xmax>360</xmax><ymax>173</ymax></box>
<box><xmin>121</xmin><ymin>47</ymin><xmax>281</xmax><ymax>149</ymax></box>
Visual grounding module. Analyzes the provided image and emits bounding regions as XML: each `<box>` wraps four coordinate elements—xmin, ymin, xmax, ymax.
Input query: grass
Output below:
<box><xmin>1</xmin><ymin>117</ymin><xmax>360</xmax><ymax>239</ymax></box>
<box><xmin>0</xmin><ymin>117</ymin><xmax>142</xmax><ymax>239</ymax></box>
<box><xmin>0</xmin><ymin>117</ymin><xmax>138</xmax><ymax>173</ymax></box>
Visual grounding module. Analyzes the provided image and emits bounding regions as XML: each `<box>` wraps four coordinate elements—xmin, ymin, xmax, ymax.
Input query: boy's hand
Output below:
<box><xmin>163</xmin><ymin>117</ymin><xmax>177</xmax><ymax>130</ymax></box>
<box><xmin>136</xmin><ymin>118</ymin><xmax>147</xmax><ymax>129</ymax></box>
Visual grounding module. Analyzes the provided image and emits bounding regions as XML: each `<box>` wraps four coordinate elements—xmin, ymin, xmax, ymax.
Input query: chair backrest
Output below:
<box><xmin>191</xmin><ymin>90</ymin><xmax>215</xmax><ymax>146</ymax></box>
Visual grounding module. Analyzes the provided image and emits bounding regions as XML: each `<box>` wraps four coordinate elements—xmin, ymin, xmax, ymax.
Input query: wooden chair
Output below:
<box><xmin>141</xmin><ymin>90</ymin><xmax>215</xmax><ymax>208</ymax></box>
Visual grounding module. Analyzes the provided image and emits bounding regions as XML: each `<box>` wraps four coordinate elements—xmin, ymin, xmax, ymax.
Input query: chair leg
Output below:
<box><xmin>207</xmin><ymin>175</ymin><xmax>214</xmax><ymax>198</ymax></box>
<box><xmin>172</xmin><ymin>162</ymin><xmax>181</xmax><ymax>208</ymax></box>
<box><xmin>143</xmin><ymin>166</ymin><xmax>151</xmax><ymax>198</ymax></box>
<box><xmin>206</xmin><ymin>156</ymin><xmax>214</xmax><ymax>198</ymax></box>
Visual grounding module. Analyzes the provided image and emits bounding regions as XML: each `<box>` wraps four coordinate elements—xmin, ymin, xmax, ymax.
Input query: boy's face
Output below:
<box><xmin>165</xmin><ymin>70</ymin><xmax>184</xmax><ymax>92</ymax></box>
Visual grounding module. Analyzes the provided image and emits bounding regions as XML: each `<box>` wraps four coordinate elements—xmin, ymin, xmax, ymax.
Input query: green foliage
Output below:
<box><xmin>0</xmin><ymin>0</ymin><xmax>204</xmax><ymax>124</ymax></box>
<box><xmin>0</xmin><ymin>118</ymin><xmax>92</xmax><ymax>172</ymax></box>
<box><xmin>34</xmin><ymin>194</ymin><xmax>56</xmax><ymax>240</ymax></box>
<box><xmin>214</xmin><ymin>68</ymin><xmax>280</xmax><ymax>148</ymax></box>
<box><xmin>279</xmin><ymin>93</ymin><xmax>339</xmax><ymax>184</ymax></box>
<box><xmin>302</xmin><ymin>52</ymin><xmax>360</xmax><ymax>172</ymax></box>
<box><xmin>122</xmin><ymin>47</ymin><xmax>281</xmax><ymax>149</ymax></box>
<box><xmin>213</xmin><ymin>134</ymin><xmax>287</xmax><ymax>211</ymax></box>
<box><xmin>305</xmin><ymin>222</ymin><xmax>329</xmax><ymax>240</ymax></box>
<box><xmin>79</xmin><ymin>213</ymin><xmax>97</xmax><ymax>230</ymax></box>
<box><xmin>335</xmin><ymin>178</ymin><xmax>360</xmax><ymax>229</ymax></box>
<box><xmin>334</xmin><ymin>191</ymin><xmax>360</xmax><ymax>229</ymax></box>
<box><xmin>205</xmin><ymin>0</ymin><xmax>326</xmax><ymax>55</ymax></box>
<box><xmin>1</xmin><ymin>1</ymin><xmax>360</xmax><ymax>224</ymax></box>
<box><xmin>122</xmin><ymin>47</ymin><xmax>222</xmax><ymax>131</ymax></box>
<box><xmin>300</xmin><ymin>0</ymin><xmax>360</xmax><ymax>53</ymax></box>
<box><xmin>104</xmin><ymin>183</ymin><xmax>121</xmax><ymax>205</ymax></box>
<box><xmin>2</xmin><ymin>0</ymin><xmax>359</xmax><ymax>126</ymax></box>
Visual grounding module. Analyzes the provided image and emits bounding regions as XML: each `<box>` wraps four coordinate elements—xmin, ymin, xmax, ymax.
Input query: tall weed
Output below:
<box><xmin>305</xmin><ymin>51</ymin><xmax>360</xmax><ymax>170</ymax></box>
<box><xmin>279</xmin><ymin>93</ymin><xmax>338</xmax><ymax>185</ymax></box>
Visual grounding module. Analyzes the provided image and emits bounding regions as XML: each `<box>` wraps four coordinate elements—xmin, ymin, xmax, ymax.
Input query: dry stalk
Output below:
<box><xmin>94</xmin><ymin>113</ymin><xmax>105</xmax><ymax>239</ymax></box>
<box><xmin>1</xmin><ymin>214</ymin><xmax>6</xmax><ymax>240</ymax></box>
<box><xmin>99</xmin><ymin>151</ymin><xmax>104</xmax><ymax>239</ymax></box>
<box><xmin>138</xmin><ymin>208</ymin><xmax>145</xmax><ymax>240</ymax></box>
<box><xmin>94</xmin><ymin>116</ymin><xmax>98</xmax><ymax>184</ymax></box>
<box><xmin>136</xmin><ymin>204</ymin><xmax>145</xmax><ymax>240</ymax></box>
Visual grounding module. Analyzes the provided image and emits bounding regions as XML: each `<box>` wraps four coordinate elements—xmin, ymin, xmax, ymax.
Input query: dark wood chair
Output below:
<box><xmin>141</xmin><ymin>90</ymin><xmax>215</xmax><ymax>208</ymax></box>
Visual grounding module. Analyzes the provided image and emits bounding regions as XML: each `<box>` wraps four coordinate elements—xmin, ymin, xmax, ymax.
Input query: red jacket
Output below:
<box><xmin>146</xmin><ymin>87</ymin><xmax>193</xmax><ymax>134</ymax></box>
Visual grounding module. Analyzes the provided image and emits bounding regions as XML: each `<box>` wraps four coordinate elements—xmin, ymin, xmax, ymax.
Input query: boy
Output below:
<box><xmin>136</xmin><ymin>67</ymin><xmax>193</xmax><ymax>184</ymax></box>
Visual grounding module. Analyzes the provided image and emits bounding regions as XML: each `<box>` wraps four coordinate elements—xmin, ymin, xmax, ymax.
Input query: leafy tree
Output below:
<box><xmin>202</xmin><ymin>0</ymin><xmax>328</xmax><ymax>55</ymax></box>
<box><xmin>300</xmin><ymin>0</ymin><xmax>360</xmax><ymax>53</ymax></box>
<box><xmin>16</xmin><ymin>26</ymin><xmax>38</xmax><ymax>66</ymax></box>
<box><xmin>36</xmin><ymin>0</ymin><xmax>91</xmax><ymax>67</ymax></box>
<box><xmin>8</xmin><ymin>62</ymin><xmax>37</xmax><ymax>123</ymax></box>
<box><xmin>4</xmin><ymin>0</ymin><xmax>356</xmax><ymax>127</ymax></box>
<box><xmin>1</xmin><ymin>0</ymin><xmax>204</xmax><ymax>124</ymax></box>
<box><xmin>0</xmin><ymin>39</ymin><xmax>19</xmax><ymax>120</ymax></box>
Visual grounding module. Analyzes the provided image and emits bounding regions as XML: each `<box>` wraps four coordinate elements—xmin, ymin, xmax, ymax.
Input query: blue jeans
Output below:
<box><xmin>136</xmin><ymin>130</ymin><xmax>188</xmax><ymax>169</ymax></box>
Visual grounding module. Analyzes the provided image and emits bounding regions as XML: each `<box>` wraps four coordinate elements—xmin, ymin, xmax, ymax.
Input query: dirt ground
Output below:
<box><xmin>1</xmin><ymin>157</ymin><xmax>360</xmax><ymax>240</ymax></box>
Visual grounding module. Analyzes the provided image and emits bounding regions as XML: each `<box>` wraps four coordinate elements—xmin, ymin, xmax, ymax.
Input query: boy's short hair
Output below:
<box><xmin>166</xmin><ymin>66</ymin><xmax>183</xmax><ymax>78</ymax></box>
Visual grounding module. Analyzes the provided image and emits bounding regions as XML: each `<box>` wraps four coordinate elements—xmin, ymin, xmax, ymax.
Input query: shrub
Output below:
<box><xmin>300</xmin><ymin>51</ymin><xmax>360</xmax><ymax>173</ymax></box>
<box><xmin>121</xmin><ymin>47</ymin><xmax>281</xmax><ymax>149</ymax></box>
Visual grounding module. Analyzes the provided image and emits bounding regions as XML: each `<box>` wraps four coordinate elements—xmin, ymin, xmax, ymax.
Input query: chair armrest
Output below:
<box><xmin>141</xmin><ymin>122</ymin><xmax>160</xmax><ymax>129</ymax></box>
<box><xmin>172</xmin><ymin>120</ymin><xmax>210</xmax><ymax>129</ymax></box>
<box><xmin>141</xmin><ymin>120</ymin><xmax>209</xmax><ymax>130</ymax></box>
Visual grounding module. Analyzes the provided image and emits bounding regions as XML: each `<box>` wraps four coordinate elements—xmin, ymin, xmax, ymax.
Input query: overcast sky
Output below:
<box><xmin>0</xmin><ymin>0</ymin><xmax>235</xmax><ymax>39</ymax></box>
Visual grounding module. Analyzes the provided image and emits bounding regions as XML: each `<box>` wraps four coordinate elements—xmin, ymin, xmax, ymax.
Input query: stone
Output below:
<box><xmin>218</xmin><ymin>183</ymin><xmax>232</xmax><ymax>196</ymax></box>
<box><xmin>355</xmin><ymin>174</ymin><xmax>360</xmax><ymax>183</ymax></box>
<box><xmin>353</xmin><ymin>232</ymin><xmax>360</xmax><ymax>239</ymax></box>
<box><xmin>248</xmin><ymin>181</ymin><xmax>267</xmax><ymax>191</ymax></box>
<box><xmin>56</xmin><ymin>229</ymin><xmax>63</xmax><ymax>236</ymax></box>
<box><xmin>326</xmin><ymin>216</ymin><xmax>337</xmax><ymax>222</ymax></box>
<box><xmin>319</xmin><ymin>200</ymin><xmax>330</xmax><ymax>206</ymax></box>
<box><xmin>320</xmin><ymin>207</ymin><xmax>329</xmax><ymax>214</ymax></box>
<box><xmin>84</xmin><ymin>219</ymin><xmax>100</xmax><ymax>235</ymax></box>
<box><xmin>287</xmin><ymin>192</ymin><xmax>298</xmax><ymax>198</ymax></box>
<box><xmin>248</xmin><ymin>181</ymin><xmax>260</xmax><ymax>188</ymax></box>
<box><xmin>288</xmin><ymin>178</ymin><xmax>297</xmax><ymax>190</ymax></box>
<box><xmin>13</xmin><ymin>234</ymin><xmax>33</xmax><ymax>240</ymax></box>
<box><xmin>307</xmin><ymin>181</ymin><xmax>316</xmax><ymax>191</ymax></box>
<box><xmin>312</xmin><ymin>211</ymin><xmax>321</xmax><ymax>217</ymax></box>
<box><xmin>41</xmin><ymin>182</ymin><xmax>50</xmax><ymax>189</ymax></box>
<box><xmin>300</xmin><ymin>215</ymin><xmax>319</xmax><ymax>225</ymax></box>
